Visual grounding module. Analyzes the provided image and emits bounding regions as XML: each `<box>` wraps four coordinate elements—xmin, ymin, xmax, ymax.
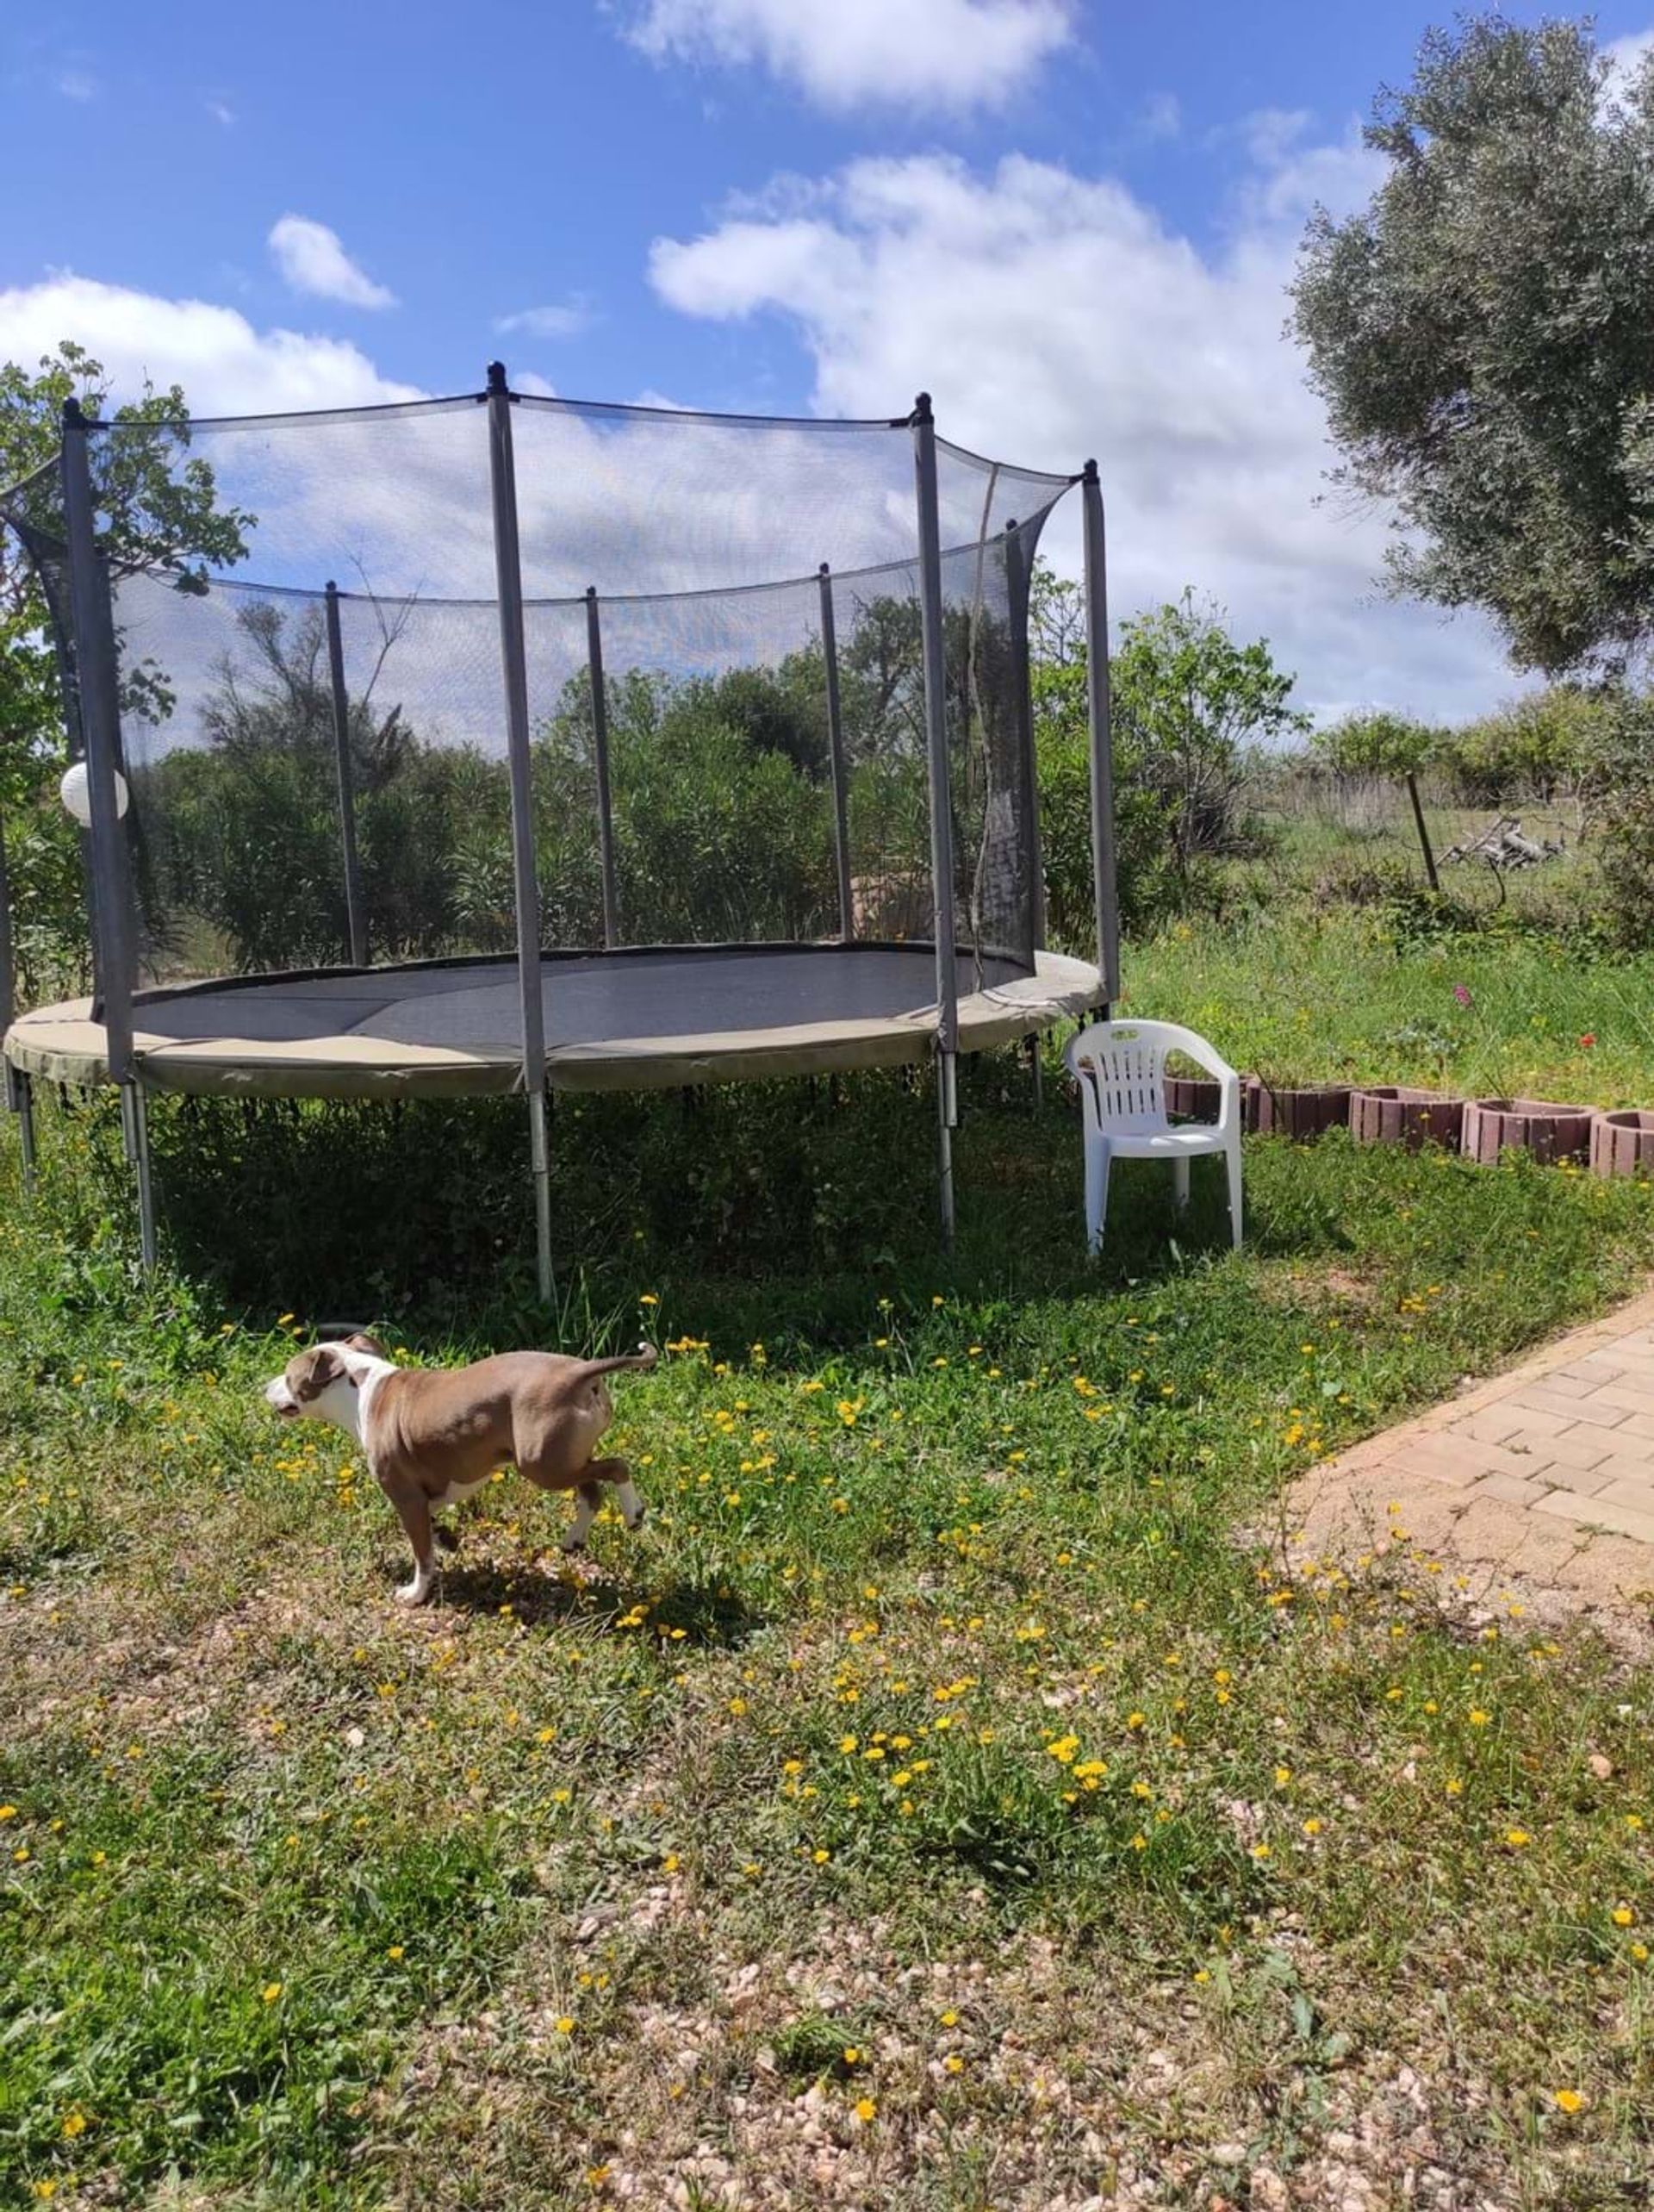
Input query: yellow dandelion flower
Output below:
<box><xmin>556</xmin><ymin>2016</ymin><xmax>575</xmax><ymax>2034</ymax></box>
<box><xmin>943</xmin><ymin>2053</ymin><xmax>965</xmax><ymax>2074</ymax></box>
<box><xmin>60</xmin><ymin>2110</ymin><xmax>87</xmax><ymax>2140</ymax></box>
<box><xmin>939</xmin><ymin>2009</ymin><xmax>959</xmax><ymax>2027</ymax></box>
<box><xmin>855</xmin><ymin>2096</ymin><xmax>877</xmax><ymax>2122</ymax></box>
<box><xmin>386</xmin><ymin>1944</ymin><xmax>405</xmax><ymax>1960</ymax></box>
<box><xmin>1506</xmin><ymin>1829</ymin><xmax>1532</xmax><ymax>1848</ymax></box>
<box><xmin>1552</xmin><ymin>2089</ymin><xmax>1585</xmax><ymax>2115</ymax></box>
<box><xmin>262</xmin><ymin>1982</ymin><xmax>283</xmax><ymax>2003</ymax></box>
<box><xmin>1611</xmin><ymin>1906</ymin><xmax>1635</xmax><ymax>1927</ymax></box>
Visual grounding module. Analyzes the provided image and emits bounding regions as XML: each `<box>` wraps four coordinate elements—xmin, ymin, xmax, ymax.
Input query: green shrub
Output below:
<box><xmin>1440</xmin><ymin>687</ymin><xmax>1607</xmax><ymax>805</ymax></box>
<box><xmin>1584</xmin><ymin>693</ymin><xmax>1654</xmax><ymax>949</ymax></box>
<box><xmin>1310</xmin><ymin>709</ymin><xmax>1439</xmax><ymax>778</ymax></box>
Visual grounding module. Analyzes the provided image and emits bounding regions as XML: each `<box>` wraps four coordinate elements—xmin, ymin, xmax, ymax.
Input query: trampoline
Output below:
<box><xmin>5</xmin><ymin>945</ymin><xmax>1100</xmax><ymax>1100</ymax></box>
<box><xmin>1</xmin><ymin>368</ymin><xmax>1121</xmax><ymax>1287</ymax></box>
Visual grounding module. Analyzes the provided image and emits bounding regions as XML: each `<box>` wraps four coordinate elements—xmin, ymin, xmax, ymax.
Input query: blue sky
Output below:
<box><xmin>4</xmin><ymin>1</ymin><xmax>1651</xmax><ymax>716</ymax></box>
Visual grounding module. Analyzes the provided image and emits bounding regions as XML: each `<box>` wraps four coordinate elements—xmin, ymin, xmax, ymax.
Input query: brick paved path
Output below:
<box><xmin>1288</xmin><ymin>1287</ymin><xmax>1654</xmax><ymax>1621</ymax></box>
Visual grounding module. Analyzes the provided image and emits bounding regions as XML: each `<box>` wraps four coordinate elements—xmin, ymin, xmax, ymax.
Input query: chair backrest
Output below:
<box><xmin>1065</xmin><ymin>1020</ymin><xmax>1176</xmax><ymax>1135</ymax></box>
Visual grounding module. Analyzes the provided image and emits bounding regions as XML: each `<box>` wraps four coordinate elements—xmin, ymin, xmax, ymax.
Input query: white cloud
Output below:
<box><xmin>650</xmin><ymin>142</ymin><xmax>1514</xmax><ymax>721</ymax></box>
<box><xmin>0</xmin><ymin>272</ymin><xmax>418</xmax><ymax>416</ymax></box>
<box><xmin>624</xmin><ymin>0</ymin><xmax>1073</xmax><ymax>113</ymax></box>
<box><xmin>1231</xmin><ymin>107</ymin><xmax>1382</xmax><ymax>227</ymax></box>
<box><xmin>205</xmin><ymin>97</ymin><xmax>235</xmax><ymax>127</ymax></box>
<box><xmin>1603</xmin><ymin>27</ymin><xmax>1654</xmax><ymax>107</ymax></box>
<box><xmin>268</xmin><ymin>215</ymin><xmax>396</xmax><ymax>311</ymax></box>
<box><xmin>57</xmin><ymin>70</ymin><xmax>96</xmax><ymax>102</ymax></box>
<box><xmin>494</xmin><ymin>298</ymin><xmax>597</xmax><ymax>341</ymax></box>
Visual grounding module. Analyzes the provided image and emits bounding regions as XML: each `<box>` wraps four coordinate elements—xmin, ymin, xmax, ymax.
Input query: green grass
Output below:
<box><xmin>2</xmin><ymin>979</ymin><xmax>1652</xmax><ymax>2208</ymax></box>
<box><xmin>1130</xmin><ymin>903</ymin><xmax>1654</xmax><ymax>1106</ymax></box>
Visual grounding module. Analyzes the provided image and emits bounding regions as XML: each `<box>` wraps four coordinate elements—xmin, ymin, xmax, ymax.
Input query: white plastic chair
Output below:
<box><xmin>1064</xmin><ymin>1019</ymin><xmax>1243</xmax><ymax>1254</ymax></box>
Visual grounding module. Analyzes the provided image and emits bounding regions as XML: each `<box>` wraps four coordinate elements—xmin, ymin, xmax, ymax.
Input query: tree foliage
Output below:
<box><xmin>1029</xmin><ymin>569</ymin><xmax>1304</xmax><ymax>944</ymax></box>
<box><xmin>1310</xmin><ymin>709</ymin><xmax>1438</xmax><ymax>780</ymax></box>
<box><xmin>1292</xmin><ymin>15</ymin><xmax>1654</xmax><ymax>674</ymax></box>
<box><xmin>1112</xmin><ymin>591</ymin><xmax>1306</xmax><ymax>880</ymax></box>
<box><xmin>1</xmin><ymin>343</ymin><xmax>252</xmax><ymax>995</ymax></box>
<box><xmin>1445</xmin><ymin>685</ymin><xmax>1609</xmax><ymax>805</ymax></box>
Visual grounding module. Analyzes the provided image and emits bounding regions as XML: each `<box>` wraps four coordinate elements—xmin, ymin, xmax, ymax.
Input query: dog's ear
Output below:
<box><xmin>345</xmin><ymin>1331</ymin><xmax>389</xmax><ymax>1360</ymax></box>
<box><xmin>295</xmin><ymin>1344</ymin><xmax>346</xmax><ymax>1399</ymax></box>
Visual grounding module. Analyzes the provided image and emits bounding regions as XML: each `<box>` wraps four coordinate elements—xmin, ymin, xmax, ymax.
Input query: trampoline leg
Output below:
<box><xmin>121</xmin><ymin>1081</ymin><xmax>158</xmax><ymax>1274</ymax></box>
<box><xmin>527</xmin><ymin>1087</ymin><xmax>554</xmax><ymax>1304</ymax></box>
<box><xmin>936</xmin><ymin>1049</ymin><xmax>957</xmax><ymax>1249</ymax></box>
<box><xmin>14</xmin><ymin>1070</ymin><xmax>37</xmax><ymax>1193</ymax></box>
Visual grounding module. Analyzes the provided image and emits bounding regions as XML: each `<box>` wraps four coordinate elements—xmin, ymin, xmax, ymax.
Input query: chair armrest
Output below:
<box><xmin>1178</xmin><ymin>1033</ymin><xmax>1240</xmax><ymax>1087</ymax></box>
<box><xmin>1214</xmin><ymin>1069</ymin><xmax>1243</xmax><ymax>1135</ymax></box>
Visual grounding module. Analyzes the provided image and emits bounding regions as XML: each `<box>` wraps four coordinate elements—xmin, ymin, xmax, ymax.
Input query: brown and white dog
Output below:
<box><xmin>264</xmin><ymin>1334</ymin><xmax>657</xmax><ymax>1604</ymax></box>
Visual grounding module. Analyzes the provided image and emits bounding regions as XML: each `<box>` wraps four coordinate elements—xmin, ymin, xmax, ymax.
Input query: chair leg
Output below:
<box><xmin>1225</xmin><ymin>1137</ymin><xmax>1243</xmax><ymax>1248</ymax></box>
<box><xmin>1172</xmin><ymin>1155</ymin><xmax>1191</xmax><ymax>1212</ymax></box>
<box><xmin>1085</xmin><ymin>1137</ymin><xmax>1112</xmax><ymax>1254</ymax></box>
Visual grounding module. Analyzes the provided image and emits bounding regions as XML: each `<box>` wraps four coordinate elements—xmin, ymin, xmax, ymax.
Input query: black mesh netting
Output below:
<box><xmin>1</xmin><ymin>388</ymin><xmax>1072</xmax><ymax>990</ymax></box>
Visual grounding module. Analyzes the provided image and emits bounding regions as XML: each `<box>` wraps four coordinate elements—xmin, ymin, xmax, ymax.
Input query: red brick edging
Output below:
<box><xmin>1461</xmin><ymin>1097</ymin><xmax>1595</xmax><ymax>1167</ymax></box>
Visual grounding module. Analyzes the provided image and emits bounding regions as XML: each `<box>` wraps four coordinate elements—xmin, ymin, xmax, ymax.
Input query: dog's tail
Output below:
<box><xmin>575</xmin><ymin>1343</ymin><xmax>659</xmax><ymax>1382</ymax></box>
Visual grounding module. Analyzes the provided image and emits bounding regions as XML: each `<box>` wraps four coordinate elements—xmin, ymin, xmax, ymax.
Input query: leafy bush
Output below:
<box><xmin>1584</xmin><ymin>692</ymin><xmax>1654</xmax><ymax>948</ymax></box>
<box><xmin>1310</xmin><ymin>709</ymin><xmax>1438</xmax><ymax>778</ymax></box>
<box><xmin>1439</xmin><ymin>687</ymin><xmax>1607</xmax><ymax>805</ymax></box>
<box><xmin>1</xmin><ymin>796</ymin><xmax>89</xmax><ymax>1003</ymax></box>
<box><xmin>1031</xmin><ymin>581</ymin><xmax>1300</xmax><ymax>951</ymax></box>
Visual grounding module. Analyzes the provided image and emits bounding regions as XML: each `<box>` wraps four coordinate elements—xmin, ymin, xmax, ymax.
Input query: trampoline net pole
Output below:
<box><xmin>818</xmin><ymin>564</ymin><xmax>855</xmax><ymax>940</ymax></box>
<box><xmin>1081</xmin><ymin>463</ymin><xmax>1121</xmax><ymax>1012</ymax></box>
<box><xmin>59</xmin><ymin>402</ymin><xmax>136</xmax><ymax>1088</ymax></box>
<box><xmin>1004</xmin><ymin>519</ymin><xmax>1045</xmax><ymax>953</ymax></box>
<box><xmin>16</xmin><ymin>1073</ymin><xmax>36</xmax><ymax>1191</ymax></box>
<box><xmin>0</xmin><ymin>810</ymin><xmax>27</xmax><ymax>1156</ymax></box>
<box><xmin>486</xmin><ymin>361</ymin><xmax>553</xmax><ymax>1302</ymax></box>
<box><xmin>121</xmin><ymin>1081</ymin><xmax>158</xmax><ymax>1273</ymax></box>
<box><xmin>324</xmin><ymin>582</ymin><xmax>369</xmax><ymax>967</ymax></box>
<box><xmin>0</xmin><ymin>802</ymin><xmax>14</xmax><ymax>1055</ymax></box>
<box><xmin>584</xmin><ymin>588</ymin><xmax>620</xmax><ymax>949</ymax></box>
<box><xmin>912</xmin><ymin>394</ymin><xmax>960</xmax><ymax>1248</ymax></box>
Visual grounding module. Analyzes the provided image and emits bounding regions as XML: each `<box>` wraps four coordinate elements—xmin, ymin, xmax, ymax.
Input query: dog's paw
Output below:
<box><xmin>624</xmin><ymin>1504</ymin><xmax>647</xmax><ymax>1532</ymax></box>
<box><xmin>395</xmin><ymin>1573</ymin><xmax>435</xmax><ymax>1605</ymax></box>
<box><xmin>560</xmin><ymin>1535</ymin><xmax>588</xmax><ymax>1555</ymax></box>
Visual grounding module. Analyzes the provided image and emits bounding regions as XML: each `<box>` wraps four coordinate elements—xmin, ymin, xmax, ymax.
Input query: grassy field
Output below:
<box><xmin>1129</xmin><ymin>904</ymin><xmax>1654</xmax><ymax>1111</ymax></box>
<box><xmin>3</xmin><ymin>910</ymin><xmax>1654</xmax><ymax>2211</ymax></box>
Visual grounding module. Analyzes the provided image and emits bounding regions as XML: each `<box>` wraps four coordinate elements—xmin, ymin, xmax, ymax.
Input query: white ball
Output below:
<box><xmin>59</xmin><ymin>760</ymin><xmax>130</xmax><ymax>826</ymax></box>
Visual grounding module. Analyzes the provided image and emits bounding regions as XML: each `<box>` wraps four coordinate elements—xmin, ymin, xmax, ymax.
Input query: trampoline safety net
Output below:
<box><xmin>2</xmin><ymin>381</ymin><xmax>1075</xmax><ymax>994</ymax></box>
